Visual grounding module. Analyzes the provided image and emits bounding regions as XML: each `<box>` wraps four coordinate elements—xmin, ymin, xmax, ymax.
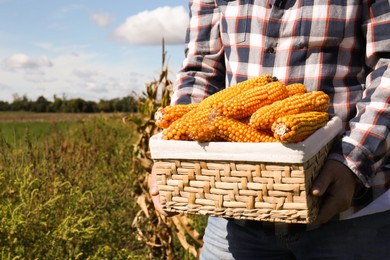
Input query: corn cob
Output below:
<box><xmin>206</xmin><ymin>116</ymin><xmax>277</xmax><ymax>143</ymax></box>
<box><xmin>239</xmin><ymin>116</ymin><xmax>251</xmax><ymax>125</ymax></box>
<box><xmin>249</xmin><ymin>91</ymin><xmax>330</xmax><ymax>130</ymax></box>
<box><xmin>162</xmin><ymin>106</ymin><xmax>214</xmax><ymax>141</ymax></box>
<box><xmin>286</xmin><ymin>83</ymin><xmax>307</xmax><ymax>97</ymax></box>
<box><xmin>272</xmin><ymin>112</ymin><xmax>329</xmax><ymax>143</ymax></box>
<box><xmin>214</xmin><ymin>81</ymin><xmax>288</xmax><ymax>119</ymax></box>
<box><xmin>155</xmin><ymin>103</ymin><xmax>199</xmax><ymax>128</ymax></box>
<box><xmin>162</xmin><ymin>74</ymin><xmax>276</xmax><ymax>141</ymax></box>
<box><xmin>198</xmin><ymin>74</ymin><xmax>275</xmax><ymax>109</ymax></box>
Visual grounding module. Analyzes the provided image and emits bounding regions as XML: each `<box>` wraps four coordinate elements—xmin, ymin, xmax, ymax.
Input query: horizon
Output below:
<box><xmin>0</xmin><ymin>91</ymin><xmax>139</xmax><ymax>103</ymax></box>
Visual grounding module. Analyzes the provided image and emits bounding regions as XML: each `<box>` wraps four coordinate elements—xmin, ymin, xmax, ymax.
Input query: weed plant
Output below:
<box><xmin>0</xmin><ymin>115</ymin><xmax>148</xmax><ymax>259</ymax></box>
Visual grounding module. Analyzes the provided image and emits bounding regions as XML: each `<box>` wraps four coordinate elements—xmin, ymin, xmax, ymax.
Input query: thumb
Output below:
<box><xmin>148</xmin><ymin>167</ymin><xmax>159</xmax><ymax>195</ymax></box>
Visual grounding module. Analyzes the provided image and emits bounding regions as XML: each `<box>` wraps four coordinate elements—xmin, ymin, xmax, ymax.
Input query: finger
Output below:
<box><xmin>314</xmin><ymin>192</ymin><xmax>343</xmax><ymax>224</ymax></box>
<box><xmin>314</xmin><ymin>201</ymin><xmax>334</xmax><ymax>224</ymax></box>
<box><xmin>148</xmin><ymin>168</ymin><xmax>157</xmax><ymax>189</ymax></box>
<box><xmin>151</xmin><ymin>192</ymin><xmax>168</xmax><ymax>217</ymax></box>
<box><xmin>311</xmin><ymin>162</ymin><xmax>341</xmax><ymax>223</ymax></box>
<box><xmin>149</xmin><ymin>182</ymin><xmax>159</xmax><ymax>196</ymax></box>
<box><xmin>312</xmin><ymin>160</ymin><xmax>357</xmax><ymax>223</ymax></box>
<box><xmin>315</xmin><ymin>190</ymin><xmax>351</xmax><ymax>224</ymax></box>
<box><xmin>311</xmin><ymin>168</ymin><xmax>333</xmax><ymax>197</ymax></box>
<box><xmin>149</xmin><ymin>176</ymin><xmax>169</xmax><ymax>216</ymax></box>
<box><xmin>148</xmin><ymin>167</ymin><xmax>165</xmax><ymax>215</ymax></box>
<box><xmin>148</xmin><ymin>167</ymin><xmax>162</xmax><ymax>196</ymax></box>
<box><xmin>148</xmin><ymin>166</ymin><xmax>178</xmax><ymax>217</ymax></box>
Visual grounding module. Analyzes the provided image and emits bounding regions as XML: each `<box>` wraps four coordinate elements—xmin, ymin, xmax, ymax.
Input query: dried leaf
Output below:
<box><xmin>136</xmin><ymin>195</ymin><xmax>150</xmax><ymax>218</ymax></box>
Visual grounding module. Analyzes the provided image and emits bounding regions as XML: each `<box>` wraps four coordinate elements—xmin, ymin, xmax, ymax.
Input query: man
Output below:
<box><xmin>150</xmin><ymin>0</ymin><xmax>390</xmax><ymax>259</ymax></box>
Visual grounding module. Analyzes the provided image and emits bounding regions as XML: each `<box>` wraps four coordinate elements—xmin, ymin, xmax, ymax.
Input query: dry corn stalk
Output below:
<box><xmin>272</xmin><ymin>111</ymin><xmax>329</xmax><ymax>143</ymax></box>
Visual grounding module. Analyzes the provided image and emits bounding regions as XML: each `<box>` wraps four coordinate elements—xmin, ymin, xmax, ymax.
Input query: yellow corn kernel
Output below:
<box><xmin>187</xmin><ymin>107</ymin><xmax>217</xmax><ymax>141</ymax></box>
<box><xmin>198</xmin><ymin>74</ymin><xmax>275</xmax><ymax>109</ymax></box>
<box><xmin>207</xmin><ymin>116</ymin><xmax>277</xmax><ymax>143</ymax></box>
<box><xmin>162</xmin><ymin>106</ymin><xmax>214</xmax><ymax>141</ymax></box>
<box><xmin>155</xmin><ymin>103</ymin><xmax>199</xmax><ymax>128</ymax></box>
<box><xmin>249</xmin><ymin>91</ymin><xmax>330</xmax><ymax>131</ymax></box>
<box><xmin>214</xmin><ymin>81</ymin><xmax>288</xmax><ymax>119</ymax></box>
<box><xmin>286</xmin><ymin>83</ymin><xmax>307</xmax><ymax>97</ymax></box>
<box><xmin>272</xmin><ymin>112</ymin><xmax>329</xmax><ymax>143</ymax></box>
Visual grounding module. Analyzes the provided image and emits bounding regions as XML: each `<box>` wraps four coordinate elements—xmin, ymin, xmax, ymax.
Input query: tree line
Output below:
<box><xmin>0</xmin><ymin>94</ymin><xmax>140</xmax><ymax>113</ymax></box>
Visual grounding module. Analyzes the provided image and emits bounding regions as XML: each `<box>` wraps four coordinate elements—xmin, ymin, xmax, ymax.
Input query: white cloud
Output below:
<box><xmin>72</xmin><ymin>68</ymin><xmax>100</xmax><ymax>79</ymax></box>
<box><xmin>113</xmin><ymin>6</ymin><xmax>188</xmax><ymax>45</ymax></box>
<box><xmin>0</xmin><ymin>41</ymin><xmax>181</xmax><ymax>102</ymax></box>
<box><xmin>0</xmin><ymin>82</ymin><xmax>11</xmax><ymax>91</ymax></box>
<box><xmin>2</xmin><ymin>53</ymin><xmax>53</xmax><ymax>71</ymax></box>
<box><xmin>82</xmin><ymin>81</ymin><xmax>108</xmax><ymax>92</ymax></box>
<box><xmin>24</xmin><ymin>74</ymin><xmax>57</xmax><ymax>84</ymax></box>
<box><xmin>90</xmin><ymin>12</ymin><xmax>112</xmax><ymax>28</ymax></box>
<box><xmin>49</xmin><ymin>52</ymin><xmax>151</xmax><ymax>99</ymax></box>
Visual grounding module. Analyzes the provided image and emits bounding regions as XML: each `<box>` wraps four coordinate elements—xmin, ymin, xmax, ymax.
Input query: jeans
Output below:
<box><xmin>200</xmin><ymin>210</ymin><xmax>390</xmax><ymax>260</ymax></box>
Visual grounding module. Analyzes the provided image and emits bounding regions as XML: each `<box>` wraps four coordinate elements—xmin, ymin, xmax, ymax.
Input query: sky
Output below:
<box><xmin>0</xmin><ymin>0</ymin><xmax>189</xmax><ymax>102</ymax></box>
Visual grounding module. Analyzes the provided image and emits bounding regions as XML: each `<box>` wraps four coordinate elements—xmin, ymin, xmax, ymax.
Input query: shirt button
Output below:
<box><xmin>266</xmin><ymin>47</ymin><xmax>275</xmax><ymax>53</ymax></box>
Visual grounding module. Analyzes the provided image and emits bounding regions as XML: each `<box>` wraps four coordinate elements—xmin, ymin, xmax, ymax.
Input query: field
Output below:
<box><xmin>0</xmin><ymin>112</ymin><xmax>207</xmax><ymax>259</ymax></box>
<box><xmin>0</xmin><ymin>112</ymin><xmax>125</xmax><ymax>146</ymax></box>
<box><xmin>0</xmin><ymin>60</ymin><xmax>207</xmax><ymax>259</ymax></box>
<box><xmin>0</xmin><ymin>112</ymin><xmax>109</xmax><ymax>123</ymax></box>
<box><xmin>0</xmin><ymin>112</ymin><xmax>150</xmax><ymax>259</ymax></box>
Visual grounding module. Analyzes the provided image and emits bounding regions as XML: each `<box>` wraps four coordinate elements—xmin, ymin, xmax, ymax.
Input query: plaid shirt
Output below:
<box><xmin>171</xmin><ymin>0</ymin><xmax>390</xmax><ymax>218</ymax></box>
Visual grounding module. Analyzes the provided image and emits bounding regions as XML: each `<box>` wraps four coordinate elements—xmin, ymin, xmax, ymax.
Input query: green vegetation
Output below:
<box><xmin>0</xmin><ymin>111</ymin><xmax>207</xmax><ymax>259</ymax></box>
<box><xmin>0</xmin><ymin>112</ymin><xmax>124</xmax><ymax>146</ymax></box>
<box><xmin>0</xmin><ymin>114</ymin><xmax>149</xmax><ymax>259</ymax></box>
<box><xmin>0</xmin><ymin>122</ymin><xmax>75</xmax><ymax>146</ymax></box>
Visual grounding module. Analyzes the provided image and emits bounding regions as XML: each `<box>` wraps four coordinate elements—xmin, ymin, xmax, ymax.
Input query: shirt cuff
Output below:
<box><xmin>327</xmin><ymin>146</ymin><xmax>371</xmax><ymax>188</ymax></box>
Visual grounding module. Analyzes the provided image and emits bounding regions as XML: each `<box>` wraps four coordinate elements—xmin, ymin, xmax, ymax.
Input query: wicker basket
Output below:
<box><xmin>150</xmin><ymin>117</ymin><xmax>342</xmax><ymax>224</ymax></box>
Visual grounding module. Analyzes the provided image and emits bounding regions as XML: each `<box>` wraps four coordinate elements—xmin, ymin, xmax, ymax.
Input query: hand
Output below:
<box><xmin>148</xmin><ymin>165</ymin><xmax>178</xmax><ymax>217</ymax></box>
<box><xmin>311</xmin><ymin>159</ymin><xmax>358</xmax><ymax>224</ymax></box>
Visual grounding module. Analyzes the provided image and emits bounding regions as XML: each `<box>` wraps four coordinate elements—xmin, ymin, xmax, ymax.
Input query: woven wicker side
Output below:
<box><xmin>155</xmin><ymin>140</ymin><xmax>333</xmax><ymax>224</ymax></box>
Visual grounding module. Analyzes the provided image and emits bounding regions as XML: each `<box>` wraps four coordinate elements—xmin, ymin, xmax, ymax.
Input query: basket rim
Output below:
<box><xmin>150</xmin><ymin>116</ymin><xmax>342</xmax><ymax>163</ymax></box>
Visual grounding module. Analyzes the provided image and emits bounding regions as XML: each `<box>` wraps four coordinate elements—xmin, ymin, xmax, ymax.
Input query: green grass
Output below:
<box><xmin>0</xmin><ymin>112</ymin><xmax>125</xmax><ymax>146</ymax></box>
<box><xmin>0</xmin><ymin>113</ymin><xmax>149</xmax><ymax>259</ymax></box>
<box><xmin>0</xmin><ymin>122</ymin><xmax>77</xmax><ymax>146</ymax></box>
